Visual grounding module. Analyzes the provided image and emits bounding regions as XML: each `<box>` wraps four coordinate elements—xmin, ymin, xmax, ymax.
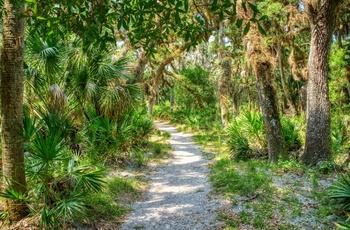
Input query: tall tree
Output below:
<box><xmin>218</xmin><ymin>57</ymin><xmax>232</xmax><ymax>126</ymax></box>
<box><xmin>302</xmin><ymin>0</ymin><xmax>341</xmax><ymax>165</ymax></box>
<box><xmin>240</xmin><ymin>1</ymin><xmax>287</xmax><ymax>162</ymax></box>
<box><xmin>1</xmin><ymin>0</ymin><xmax>28</xmax><ymax>221</ymax></box>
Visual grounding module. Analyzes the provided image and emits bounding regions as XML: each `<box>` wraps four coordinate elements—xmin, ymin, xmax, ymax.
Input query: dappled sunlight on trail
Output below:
<box><xmin>121</xmin><ymin>121</ymin><xmax>223</xmax><ymax>230</ymax></box>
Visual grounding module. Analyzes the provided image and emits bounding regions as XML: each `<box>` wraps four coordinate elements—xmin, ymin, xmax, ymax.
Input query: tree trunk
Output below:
<box><xmin>218</xmin><ymin>58</ymin><xmax>232</xmax><ymax>127</ymax></box>
<box><xmin>147</xmin><ymin>44</ymin><xmax>186</xmax><ymax>116</ymax></box>
<box><xmin>1</xmin><ymin>0</ymin><xmax>28</xmax><ymax>221</ymax></box>
<box><xmin>148</xmin><ymin>97</ymin><xmax>155</xmax><ymax>115</ymax></box>
<box><xmin>255</xmin><ymin>62</ymin><xmax>287</xmax><ymax>163</ymax></box>
<box><xmin>170</xmin><ymin>88</ymin><xmax>175</xmax><ymax>107</ymax></box>
<box><xmin>277</xmin><ymin>43</ymin><xmax>296</xmax><ymax>115</ymax></box>
<box><xmin>232</xmin><ymin>93</ymin><xmax>240</xmax><ymax>115</ymax></box>
<box><xmin>302</xmin><ymin>0</ymin><xmax>340</xmax><ymax>165</ymax></box>
<box><xmin>132</xmin><ymin>48</ymin><xmax>148</xmax><ymax>83</ymax></box>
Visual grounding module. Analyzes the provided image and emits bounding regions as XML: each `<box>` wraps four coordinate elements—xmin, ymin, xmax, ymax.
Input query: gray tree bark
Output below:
<box><xmin>218</xmin><ymin>58</ymin><xmax>232</xmax><ymax>127</ymax></box>
<box><xmin>255</xmin><ymin>62</ymin><xmax>287</xmax><ymax>163</ymax></box>
<box><xmin>302</xmin><ymin>0</ymin><xmax>341</xmax><ymax>165</ymax></box>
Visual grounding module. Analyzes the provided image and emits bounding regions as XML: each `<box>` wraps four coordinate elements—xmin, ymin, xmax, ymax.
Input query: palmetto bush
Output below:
<box><xmin>331</xmin><ymin>173</ymin><xmax>350</xmax><ymax>211</ymax></box>
<box><xmin>280</xmin><ymin>116</ymin><xmax>302</xmax><ymax>151</ymax></box>
<box><xmin>13</xmin><ymin>35</ymin><xmax>151</xmax><ymax>227</ymax></box>
<box><xmin>2</xmin><ymin>121</ymin><xmax>106</xmax><ymax>229</ymax></box>
<box><xmin>227</xmin><ymin>110</ymin><xmax>266</xmax><ymax>160</ymax></box>
<box><xmin>330</xmin><ymin>173</ymin><xmax>350</xmax><ymax>229</ymax></box>
<box><xmin>127</xmin><ymin>109</ymin><xmax>154</xmax><ymax>145</ymax></box>
<box><xmin>227</xmin><ymin>123</ymin><xmax>252</xmax><ymax>161</ymax></box>
<box><xmin>227</xmin><ymin>110</ymin><xmax>303</xmax><ymax>161</ymax></box>
<box><xmin>332</xmin><ymin>121</ymin><xmax>349</xmax><ymax>155</ymax></box>
<box><xmin>240</xmin><ymin>110</ymin><xmax>266</xmax><ymax>149</ymax></box>
<box><xmin>82</xmin><ymin>108</ymin><xmax>153</xmax><ymax>165</ymax></box>
<box><xmin>26</xmin><ymin>133</ymin><xmax>106</xmax><ymax>228</ymax></box>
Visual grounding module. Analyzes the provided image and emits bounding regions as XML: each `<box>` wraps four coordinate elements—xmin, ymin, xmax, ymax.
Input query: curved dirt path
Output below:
<box><xmin>121</xmin><ymin>121</ymin><xmax>223</xmax><ymax>230</ymax></box>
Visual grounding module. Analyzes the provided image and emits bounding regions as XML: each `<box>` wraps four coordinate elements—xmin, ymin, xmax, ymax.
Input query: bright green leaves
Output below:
<box><xmin>240</xmin><ymin>1</ymin><xmax>268</xmax><ymax>36</ymax></box>
<box><xmin>118</xmin><ymin>0</ymin><xmax>192</xmax><ymax>49</ymax></box>
<box><xmin>236</xmin><ymin>18</ymin><xmax>243</xmax><ymax>28</ymax></box>
<box><xmin>27</xmin><ymin>0</ymin><xmax>116</xmax><ymax>51</ymax></box>
<box><xmin>25</xmin><ymin>0</ymin><xmax>269</xmax><ymax>54</ymax></box>
<box><xmin>243</xmin><ymin>21</ymin><xmax>251</xmax><ymax>35</ymax></box>
<box><xmin>257</xmin><ymin>23</ymin><xmax>267</xmax><ymax>35</ymax></box>
<box><xmin>211</xmin><ymin>0</ymin><xmax>236</xmax><ymax>20</ymax></box>
<box><xmin>248</xmin><ymin>2</ymin><xmax>258</xmax><ymax>15</ymax></box>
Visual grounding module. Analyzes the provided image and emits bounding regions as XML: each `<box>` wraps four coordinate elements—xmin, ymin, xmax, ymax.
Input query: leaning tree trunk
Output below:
<box><xmin>1</xmin><ymin>0</ymin><xmax>28</xmax><ymax>221</ymax></box>
<box><xmin>147</xmin><ymin>44</ymin><xmax>186</xmax><ymax>115</ymax></box>
<box><xmin>302</xmin><ymin>0</ymin><xmax>340</xmax><ymax>165</ymax></box>
<box><xmin>255</xmin><ymin>62</ymin><xmax>287</xmax><ymax>163</ymax></box>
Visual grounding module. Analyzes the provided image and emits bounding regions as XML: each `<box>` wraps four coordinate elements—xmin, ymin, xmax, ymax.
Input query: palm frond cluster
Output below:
<box><xmin>227</xmin><ymin>110</ymin><xmax>302</xmax><ymax>161</ymax></box>
<box><xmin>0</xmin><ymin>34</ymin><xmax>153</xmax><ymax>228</ymax></box>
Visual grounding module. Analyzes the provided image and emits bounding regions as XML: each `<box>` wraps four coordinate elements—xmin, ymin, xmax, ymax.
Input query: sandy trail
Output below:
<box><xmin>121</xmin><ymin>121</ymin><xmax>223</xmax><ymax>230</ymax></box>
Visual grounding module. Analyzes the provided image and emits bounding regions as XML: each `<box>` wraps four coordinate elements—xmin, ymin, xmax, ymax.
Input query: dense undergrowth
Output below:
<box><xmin>153</xmin><ymin>101</ymin><xmax>350</xmax><ymax>229</ymax></box>
<box><xmin>0</xmin><ymin>118</ymin><xmax>171</xmax><ymax>229</ymax></box>
<box><xmin>0</xmin><ymin>38</ymin><xmax>173</xmax><ymax>229</ymax></box>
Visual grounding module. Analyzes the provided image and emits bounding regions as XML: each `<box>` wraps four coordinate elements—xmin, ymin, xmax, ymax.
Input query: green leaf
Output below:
<box><xmin>174</xmin><ymin>12</ymin><xmax>181</xmax><ymax>25</ymax></box>
<box><xmin>259</xmin><ymin>15</ymin><xmax>268</xmax><ymax>21</ymax></box>
<box><xmin>117</xmin><ymin>18</ymin><xmax>122</xmax><ymax>30</ymax></box>
<box><xmin>55</xmin><ymin>196</ymin><xmax>86</xmax><ymax>220</ymax></box>
<box><xmin>243</xmin><ymin>21</ymin><xmax>250</xmax><ymax>35</ymax></box>
<box><xmin>218</xmin><ymin>11</ymin><xmax>224</xmax><ymax>20</ymax></box>
<box><xmin>248</xmin><ymin>2</ymin><xmax>259</xmax><ymax>13</ymax></box>
<box><xmin>36</xmin><ymin>16</ymin><xmax>47</xmax><ymax>20</ymax></box>
<box><xmin>211</xmin><ymin>0</ymin><xmax>218</xmax><ymax>11</ymax></box>
<box><xmin>33</xmin><ymin>3</ymin><xmax>38</xmax><ymax>14</ymax></box>
<box><xmin>258</xmin><ymin>23</ymin><xmax>267</xmax><ymax>36</ymax></box>
<box><xmin>236</xmin><ymin>19</ymin><xmax>243</xmax><ymax>28</ymax></box>
<box><xmin>73</xmin><ymin>166</ymin><xmax>106</xmax><ymax>193</ymax></box>
<box><xmin>184</xmin><ymin>1</ymin><xmax>188</xmax><ymax>11</ymax></box>
<box><xmin>242</xmin><ymin>1</ymin><xmax>247</xmax><ymax>12</ymax></box>
<box><xmin>0</xmin><ymin>186</ymin><xmax>26</xmax><ymax>202</ymax></box>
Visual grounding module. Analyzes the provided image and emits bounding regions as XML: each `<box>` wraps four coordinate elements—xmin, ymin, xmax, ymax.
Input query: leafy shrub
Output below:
<box><xmin>227</xmin><ymin>124</ymin><xmax>252</xmax><ymax>161</ymax></box>
<box><xmin>330</xmin><ymin>173</ymin><xmax>350</xmax><ymax>228</ymax></box>
<box><xmin>128</xmin><ymin>109</ymin><xmax>154</xmax><ymax>145</ymax></box>
<box><xmin>330</xmin><ymin>173</ymin><xmax>350</xmax><ymax>211</ymax></box>
<box><xmin>239</xmin><ymin>110</ymin><xmax>266</xmax><ymax>149</ymax></box>
<box><xmin>153</xmin><ymin>102</ymin><xmax>172</xmax><ymax>120</ymax></box>
<box><xmin>281</xmin><ymin>117</ymin><xmax>302</xmax><ymax>151</ymax></box>
<box><xmin>0</xmin><ymin>130</ymin><xmax>106</xmax><ymax>229</ymax></box>
<box><xmin>332</xmin><ymin>121</ymin><xmax>349</xmax><ymax>154</ymax></box>
<box><xmin>226</xmin><ymin>110</ymin><xmax>266</xmax><ymax>160</ymax></box>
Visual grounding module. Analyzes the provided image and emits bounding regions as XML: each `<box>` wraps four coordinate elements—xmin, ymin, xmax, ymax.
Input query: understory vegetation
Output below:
<box><xmin>0</xmin><ymin>37</ymin><xmax>172</xmax><ymax>229</ymax></box>
<box><xmin>151</xmin><ymin>40</ymin><xmax>350</xmax><ymax>228</ymax></box>
<box><xmin>1</xmin><ymin>0</ymin><xmax>350</xmax><ymax>229</ymax></box>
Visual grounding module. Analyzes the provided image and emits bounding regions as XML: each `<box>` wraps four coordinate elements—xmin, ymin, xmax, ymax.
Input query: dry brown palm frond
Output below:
<box><xmin>48</xmin><ymin>84</ymin><xmax>68</xmax><ymax>113</ymax></box>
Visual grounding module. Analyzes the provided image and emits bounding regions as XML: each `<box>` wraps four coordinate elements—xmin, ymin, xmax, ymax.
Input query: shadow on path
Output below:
<box><xmin>121</xmin><ymin>121</ymin><xmax>223</xmax><ymax>230</ymax></box>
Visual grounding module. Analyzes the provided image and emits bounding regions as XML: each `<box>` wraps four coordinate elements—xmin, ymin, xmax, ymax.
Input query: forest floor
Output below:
<box><xmin>190</xmin><ymin>126</ymin><xmax>342</xmax><ymax>229</ymax></box>
<box><xmin>120</xmin><ymin>121</ymin><xmax>226</xmax><ymax>229</ymax></box>
<box><xmin>121</xmin><ymin>121</ymin><xmax>342</xmax><ymax>229</ymax></box>
<box><xmin>1</xmin><ymin>121</ymin><xmax>343</xmax><ymax>229</ymax></box>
